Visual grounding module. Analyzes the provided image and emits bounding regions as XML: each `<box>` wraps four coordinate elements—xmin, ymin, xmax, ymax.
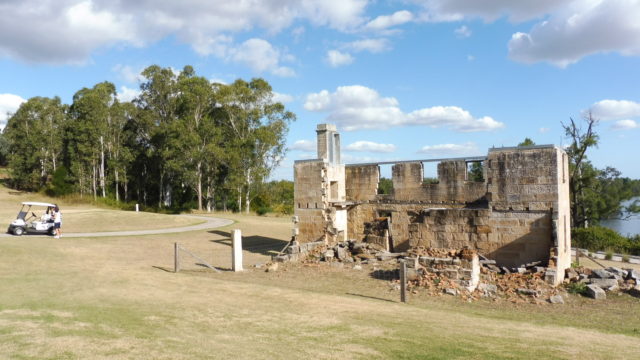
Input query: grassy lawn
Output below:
<box><xmin>1</xmin><ymin>185</ymin><xmax>640</xmax><ymax>359</ymax></box>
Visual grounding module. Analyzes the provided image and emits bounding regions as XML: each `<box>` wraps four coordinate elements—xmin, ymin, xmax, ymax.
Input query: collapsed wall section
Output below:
<box><xmin>391</xmin><ymin>162</ymin><xmax>486</xmax><ymax>204</ymax></box>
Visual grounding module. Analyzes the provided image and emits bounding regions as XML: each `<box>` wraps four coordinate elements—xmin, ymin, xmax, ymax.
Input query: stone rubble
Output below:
<box><xmin>273</xmin><ymin>239</ymin><xmax>640</xmax><ymax>304</ymax></box>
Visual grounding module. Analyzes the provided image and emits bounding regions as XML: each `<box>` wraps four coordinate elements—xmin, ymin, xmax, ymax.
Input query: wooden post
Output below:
<box><xmin>135</xmin><ymin>204</ymin><xmax>139</xmax><ymax>212</ymax></box>
<box><xmin>400</xmin><ymin>259</ymin><xmax>407</xmax><ymax>303</ymax></box>
<box><xmin>174</xmin><ymin>242</ymin><xmax>180</xmax><ymax>273</ymax></box>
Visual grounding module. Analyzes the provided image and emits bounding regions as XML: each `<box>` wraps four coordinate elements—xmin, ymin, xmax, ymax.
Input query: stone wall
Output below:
<box><xmin>293</xmin><ymin>124</ymin><xmax>571</xmax><ymax>285</ymax></box>
<box><xmin>390</xmin><ymin>162</ymin><xmax>486</xmax><ymax>203</ymax></box>
<box><xmin>345</xmin><ymin>165</ymin><xmax>379</xmax><ymax>201</ymax></box>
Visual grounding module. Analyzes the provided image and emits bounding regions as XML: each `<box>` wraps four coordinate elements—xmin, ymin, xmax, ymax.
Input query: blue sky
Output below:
<box><xmin>1</xmin><ymin>0</ymin><xmax>639</xmax><ymax>180</ymax></box>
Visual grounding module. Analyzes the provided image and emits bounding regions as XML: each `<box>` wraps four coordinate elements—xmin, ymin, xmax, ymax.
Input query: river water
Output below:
<box><xmin>600</xmin><ymin>197</ymin><xmax>640</xmax><ymax>237</ymax></box>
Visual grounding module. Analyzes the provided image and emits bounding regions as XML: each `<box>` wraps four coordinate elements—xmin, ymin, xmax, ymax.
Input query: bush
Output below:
<box><xmin>255</xmin><ymin>206</ymin><xmax>271</xmax><ymax>216</ymax></box>
<box><xmin>567</xmin><ymin>282</ymin><xmax>588</xmax><ymax>295</ymax></box>
<box><xmin>45</xmin><ymin>166</ymin><xmax>73</xmax><ymax>197</ymax></box>
<box><xmin>572</xmin><ymin>226</ymin><xmax>629</xmax><ymax>254</ymax></box>
<box><xmin>605</xmin><ymin>250</ymin><xmax>613</xmax><ymax>260</ymax></box>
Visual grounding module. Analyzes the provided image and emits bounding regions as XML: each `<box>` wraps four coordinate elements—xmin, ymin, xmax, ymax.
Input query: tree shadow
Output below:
<box><xmin>208</xmin><ymin>230</ymin><xmax>288</xmax><ymax>257</ymax></box>
<box><xmin>346</xmin><ymin>292</ymin><xmax>396</xmax><ymax>303</ymax></box>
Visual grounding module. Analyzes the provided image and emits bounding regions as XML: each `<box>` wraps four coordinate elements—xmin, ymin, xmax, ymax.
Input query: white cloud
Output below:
<box><xmin>466</xmin><ymin>54</ymin><xmax>475</xmax><ymax>61</ymax></box>
<box><xmin>273</xmin><ymin>92</ymin><xmax>294</xmax><ymax>104</ymax></box>
<box><xmin>345</xmin><ymin>141</ymin><xmax>396</xmax><ymax>153</ymax></box>
<box><xmin>415</xmin><ymin>1</ymin><xmax>640</xmax><ymax>67</ymax></box>
<box><xmin>418</xmin><ymin>142</ymin><xmax>478</xmax><ymax>156</ymax></box>
<box><xmin>346</xmin><ymin>38</ymin><xmax>391</xmax><ymax>53</ymax></box>
<box><xmin>326</xmin><ymin>50</ymin><xmax>354</xmax><ymax>67</ymax></box>
<box><xmin>539</xmin><ymin>127</ymin><xmax>550</xmax><ymax>133</ymax></box>
<box><xmin>304</xmin><ymin>85</ymin><xmax>503</xmax><ymax>132</ymax></box>
<box><xmin>454</xmin><ymin>25</ymin><xmax>471</xmax><ymax>38</ymax></box>
<box><xmin>117</xmin><ymin>86</ymin><xmax>140</xmax><ymax>102</ymax></box>
<box><xmin>416</xmin><ymin>0</ymin><xmax>563</xmax><ymax>23</ymax></box>
<box><xmin>588</xmin><ymin>99</ymin><xmax>640</xmax><ymax>121</ymax></box>
<box><xmin>112</xmin><ymin>64</ymin><xmax>146</xmax><ymax>84</ymax></box>
<box><xmin>611</xmin><ymin>119</ymin><xmax>640</xmax><ymax>130</ymax></box>
<box><xmin>364</xmin><ymin>10</ymin><xmax>414</xmax><ymax>31</ymax></box>
<box><xmin>228</xmin><ymin>38</ymin><xmax>295</xmax><ymax>77</ymax></box>
<box><xmin>290</xmin><ymin>139</ymin><xmax>316</xmax><ymax>152</ymax></box>
<box><xmin>0</xmin><ymin>0</ymin><xmax>368</xmax><ymax>65</ymax></box>
<box><xmin>508</xmin><ymin>1</ymin><xmax>640</xmax><ymax>67</ymax></box>
<box><xmin>0</xmin><ymin>93</ymin><xmax>27</xmax><ymax>129</ymax></box>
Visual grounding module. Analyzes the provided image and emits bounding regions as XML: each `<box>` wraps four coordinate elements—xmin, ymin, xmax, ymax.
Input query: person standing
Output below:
<box><xmin>53</xmin><ymin>205</ymin><xmax>62</xmax><ymax>238</ymax></box>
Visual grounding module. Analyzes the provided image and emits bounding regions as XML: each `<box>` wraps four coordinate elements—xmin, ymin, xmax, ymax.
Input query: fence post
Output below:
<box><xmin>232</xmin><ymin>229</ymin><xmax>243</xmax><ymax>272</ymax></box>
<box><xmin>400</xmin><ymin>259</ymin><xmax>407</xmax><ymax>303</ymax></box>
<box><xmin>174</xmin><ymin>242</ymin><xmax>180</xmax><ymax>273</ymax></box>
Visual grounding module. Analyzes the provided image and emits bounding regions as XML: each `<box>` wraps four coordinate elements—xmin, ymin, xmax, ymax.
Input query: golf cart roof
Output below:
<box><xmin>21</xmin><ymin>202</ymin><xmax>56</xmax><ymax>207</ymax></box>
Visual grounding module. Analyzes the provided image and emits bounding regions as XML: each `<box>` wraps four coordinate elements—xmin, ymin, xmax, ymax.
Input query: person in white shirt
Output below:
<box><xmin>53</xmin><ymin>205</ymin><xmax>62</xmax><ymax>238</ymax></box>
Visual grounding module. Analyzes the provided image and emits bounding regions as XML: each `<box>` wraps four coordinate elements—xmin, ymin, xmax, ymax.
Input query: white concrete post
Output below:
<box><xmin>232</xmin><ymin>229</ymin><xmax>243</xmax><ymax>272</ymax></box>
<box><xmin>135</xmin><ymin>204</ymin><xmax>139</xmax><ymax>212</ymax></box>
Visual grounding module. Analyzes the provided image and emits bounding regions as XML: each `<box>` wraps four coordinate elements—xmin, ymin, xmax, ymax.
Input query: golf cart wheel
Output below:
<box><xmin>13</xmin><ymin>227</ymin><xmax>25</xmax><ymax>236</ymax></box>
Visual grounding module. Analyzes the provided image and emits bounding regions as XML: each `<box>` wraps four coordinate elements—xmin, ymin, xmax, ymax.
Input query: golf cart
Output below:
<box><xmin>7</xmin><ymin>202</ymin><xmax>57</xmax><ymax>236</ymax></box>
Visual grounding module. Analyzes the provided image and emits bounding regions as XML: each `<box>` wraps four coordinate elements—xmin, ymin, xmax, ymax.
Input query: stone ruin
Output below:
<box><xmin>290</xmin><ymin>124</ymin><xmax>572</xmax><ymax>286</ymax></box>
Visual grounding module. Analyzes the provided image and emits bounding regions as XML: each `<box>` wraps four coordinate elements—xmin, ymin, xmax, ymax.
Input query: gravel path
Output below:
<box><xmin>1</xmin><ymin>215</ymin><xmax>233</xmax><ymax>238</ymax></box>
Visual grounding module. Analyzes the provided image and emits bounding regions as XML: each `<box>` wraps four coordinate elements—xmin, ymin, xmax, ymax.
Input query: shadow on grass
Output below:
<box><xmin>209</xmin><ymin>230</ymin><xmax>288</xmax><ymax>257</ymax></box>
<box><xmin>370</xmin><ymin>269</ymin><xmax>400</xmax><ymax>281</ymax></box>
<box><xmin>346</xmin><ymin>292</ymin><xmax>397</xmax><ymax>303</ymax></box>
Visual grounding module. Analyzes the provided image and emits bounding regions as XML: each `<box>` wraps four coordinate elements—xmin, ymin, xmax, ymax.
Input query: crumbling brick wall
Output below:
<box><xmin>293</xmin><ymin>124</ymin><xmax>571</xmax><ymax>285</ymax></box>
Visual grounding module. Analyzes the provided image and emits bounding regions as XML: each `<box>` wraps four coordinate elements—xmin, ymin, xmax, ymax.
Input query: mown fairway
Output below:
<box><xmin>1</xmin><ymin>185</ymin><xmax>640</xmax><ymax>359</ymax></box>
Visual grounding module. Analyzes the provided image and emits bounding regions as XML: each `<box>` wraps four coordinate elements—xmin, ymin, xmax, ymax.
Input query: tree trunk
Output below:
<box><xmin>237</xmin><ymin>186</ymin><xmax>242</xmax><ymax>213</ymax></box>
<box><xmin>115</xmin><ymin>169</ymin><xmax>120</xmax><ymax>202</ymax></box>
<box><xmin>245</xmin><ymin>168</ymin><xmax>251</xmax><ymax>214</ymax></box>
<box><xmin>196</xmin><ymin>162</ymin><xmax>203</xmax><ymax>211</ymax></box>
<box><xmin>92</xmin><ymin>163</ymin><xmax>97</xmax><ymax>201</ymax></box>
<box><xmin>100</xmin><ymin>136</ymin><xmax>106</xmax><ymax>198</ymax></box>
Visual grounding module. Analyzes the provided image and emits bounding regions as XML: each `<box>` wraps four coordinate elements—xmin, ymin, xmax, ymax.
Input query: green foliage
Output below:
<box><xmin>3</xmin><ymin>96</ymin><xmax>66</xmax><ymax>190</ymax></box>
<box><xmin>605</xmin><ymin>250</ymin><xmax>613</xmax><ymax>260</ymax></box>
<box><xmin>467</xmin><ymin>161</ymin><xmax>484</xmax><ymax>182</ymax></box>
<box><xmin>46</xmin><ymin>166</ymin><xmax>73</xmax><ymax>196</ymax></box>
<box><xmin>378</xmin><ymin>177</ymin><xmax>393</xmax><ymax>194</ymax></box>
<box><xmin>518</xmin><ymin>138</ymin><xmax>536</xmax><ymax>147</ymax></box>
<box><xmin>572</xmin><ymin>226</ymin><xmax>640</xmax><ymax>256</ymax></box>
<box><xmin>251</xmin><ymin>180</ymin><xmax>293</xmax><ymax>215</ymax></box>
<box><xmin>562</xmin><ymin>114</ymin><xmax>640</xmax><ymax>227</ymax></box>
<box><xmin>2</xmin><ymin>65</ymin><xmax>295</xmax><ymax>214</ymax></box>
<box><xmin>566</xmin><ymin>282</ymin><xmax>588</xmax><ymax>295</ymax></box>
<box><xmin>0</xmin><ymin>133</ymin><xmax>8</xmax><ymax>166</ymax></box>
<box><xmin>422</xmin><ymin>177</ymin><xmax>439</xmax><ymax>185</ymax></box>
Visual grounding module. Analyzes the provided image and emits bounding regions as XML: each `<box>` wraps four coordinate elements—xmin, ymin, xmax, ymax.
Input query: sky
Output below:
<box><xmin>1</xmin><ymin>0</ymin><xmax>639</xmax><ymax>180</ymax></box>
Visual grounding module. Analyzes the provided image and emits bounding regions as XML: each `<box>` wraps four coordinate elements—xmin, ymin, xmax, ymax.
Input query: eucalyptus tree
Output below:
<box><xmin>170</xmin><ymin>67</ymin><xmax>224</xmax><ymax>211</ymax></box>
<box><xmin>3</xmin><ymin>96</ymin><xmax>66</xmax><ymax>190</ymax></box>
<box><xmin>136</xmin><ymin>65</ymin><xmax>181</xmax><ymax>207</ymax></box>
<box><xmin>67</xmin><ymin>82</ymin><xmax>117</xmax><ymax>199</ymax></box>
<box><xmin>216</xmin><ymin>78</ymin><xmax>295</xmax><ymax>213</ymax></box>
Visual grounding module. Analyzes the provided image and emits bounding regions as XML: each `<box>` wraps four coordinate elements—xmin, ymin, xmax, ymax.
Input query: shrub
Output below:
<box><xmin>567</xmin><ymin>282</ymin><xmax>588</xmax><ymax>295</ymax></box>
<box><xmin>572</xmin><ymin>226</ymin><xmax>629</xmax><ymax>254</ymax></box>
<box><xmin>255</xmin><ymin>206</ymin><xmax>271</xmax><ymax>216</ymax></box>
<box><xmin>622</xmin><ymin>254</ymin><xmax>630</xmax><ymax>263</ymax></box>
<box><xmin>605</xmin><ymin>250</ymin><xmax>613</xmax><ymax>260</ymax></box>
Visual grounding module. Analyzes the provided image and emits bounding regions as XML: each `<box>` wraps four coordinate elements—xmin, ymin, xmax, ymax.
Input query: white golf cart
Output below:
<box><xmin>7</xmin><ymin>202</ymin><xmax>57</xmax><ymax>236</ymax></box>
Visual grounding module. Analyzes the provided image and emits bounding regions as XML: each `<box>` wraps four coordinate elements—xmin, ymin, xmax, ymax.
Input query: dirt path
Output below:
<box><xmin>0</xmin><ymin>215</ymin><xmax>233</xmax><ymax>238</ymax></box>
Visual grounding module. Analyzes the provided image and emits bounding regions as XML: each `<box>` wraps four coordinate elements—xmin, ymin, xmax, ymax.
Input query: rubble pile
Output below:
<box><xmin>564</xmin><ymin>266</ymin><xmax>640</xmax><ymax>300</ymax></box>
<box><xmin>273</xmin><ymin>240</ymin><xmax>640</xmax><ymax>303</ymax></box>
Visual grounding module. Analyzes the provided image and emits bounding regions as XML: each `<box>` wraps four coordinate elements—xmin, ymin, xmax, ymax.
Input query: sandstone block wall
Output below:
<box><xmin>390</xmin><ymin>162</ymin><xmax>486</xmax><ymax>203</ymax></box>
<box><xmin>294</xmin><ymin>124</ymin><xmax>571</xmax><ymax>285</ymax></box>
